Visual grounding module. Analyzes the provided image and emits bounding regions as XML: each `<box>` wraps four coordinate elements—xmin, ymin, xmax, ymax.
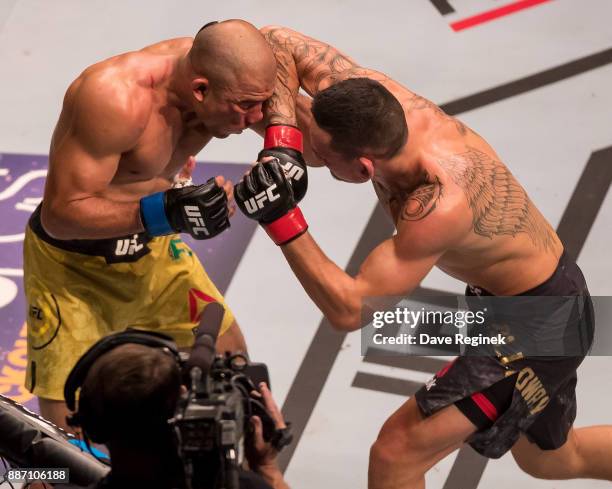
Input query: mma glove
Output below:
<box><xmin>235</xmin><ymin>158</ymin><xmax>308</xmax><ymax>246</ymax></box>
<box><xmin>259</xmin><ymin>124</ymin><xmax>308</xmax><ymax>203</ymax></box>
<box><xmin>140</xmin><ymin>179</ymin><xmax>230</xmax><ymax>239</ymax></box>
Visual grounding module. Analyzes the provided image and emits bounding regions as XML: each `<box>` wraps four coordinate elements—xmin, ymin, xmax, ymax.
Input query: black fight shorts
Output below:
<box><xmin>414</xmin><ymin>251</ymin><xmax>594</xmax><ymax>459</ymax></box>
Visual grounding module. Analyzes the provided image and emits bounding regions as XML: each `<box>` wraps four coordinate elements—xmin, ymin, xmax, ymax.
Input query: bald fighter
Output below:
<box><xmin>234</xmin><ymin>26</ymin><xmax>612</xmax><ymax>488</ymax></box>
<box><xmin>24</xmin><ymin>20</ymin><xmax>277</xmax><ymax>431</ymax></box>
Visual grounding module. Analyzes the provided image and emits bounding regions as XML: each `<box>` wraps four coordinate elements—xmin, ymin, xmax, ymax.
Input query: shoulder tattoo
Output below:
<box><xmin>438</xmin><ymin>147</ymin><xmax>556</xmax><ymax>251</ymax></box>
<box><xmin>401</xmin><ymin>176</ymin><xmax>443</xmax><ymax>221</ymax></box>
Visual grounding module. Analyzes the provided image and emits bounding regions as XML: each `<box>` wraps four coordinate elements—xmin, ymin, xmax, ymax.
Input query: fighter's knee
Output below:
<box><xmin>370</xmin><ymin>436</ymin><xmax>402</xmax><ymax>473</ymax></box>
<box><xmin>370</xmin><ymin>435</ymin><xmax>426</xmax><ymax>480</ymax></box>
<box><xmin>370</xmin><ymin>418</ymin><xmax>427</xmax><ymax>475</ymax></box>
<box><xmin>513</xmin><ymin>452</ymin><xmax>552</xmax><ymax>479</ymax></box>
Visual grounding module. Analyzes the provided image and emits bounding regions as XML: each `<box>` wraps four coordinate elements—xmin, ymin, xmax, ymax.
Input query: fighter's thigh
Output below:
<box><xmin>374</xmin><ymin>396</ymin><xmax>477</xmax><ymax>466</ymax></box>
<box><xmin>26</xmin><ymin>287</ymin><xmax>103</xmax><ymax>401</ymax></box>
<box><xmin>511</xmin><ymin>430</ymin><xmax>581</xmax><ymax>479</ymax></box>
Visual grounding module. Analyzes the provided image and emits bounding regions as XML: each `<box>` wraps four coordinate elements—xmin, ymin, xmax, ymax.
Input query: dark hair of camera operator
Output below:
<box><xmin>67</xmin><ymin>344</ymin><xmax>289</xmax><ymax>489</ymax></box>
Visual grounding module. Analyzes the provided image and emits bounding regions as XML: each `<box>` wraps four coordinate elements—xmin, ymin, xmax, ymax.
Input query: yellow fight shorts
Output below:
<box><xmin>23</xmin><ymin>205</ymin><xmax>234</xmax><ymax>400</ymax></box>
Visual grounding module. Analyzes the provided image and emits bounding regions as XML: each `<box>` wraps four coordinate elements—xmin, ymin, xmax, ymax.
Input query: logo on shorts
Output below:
<box><xmin>184</xmin><ymin>206</ymin><xmax>210</xmax><ymax>237</ymax></box>
<box><xmin>188</xmin><ymin>288</ymin><xmax>218</xmax><ymax>323</ymax></box>
<box><xmin>425</xmin><ymin>377</ymin><xmax>437</xmax><ymax>391</ymax></box>
<box><xmin>243</xmin><ymin>185</ymin><xmax>279</xmax><ymax>214</ymax></box>
<box><xmin>516</xmin><ymin>367</ymin><xmax>550</xmax><ymax>415</ymax></box>
<box><xmin>168</xmin><ymin>238</ymin><xmax>192</xmax><ymax>260</ymax></box>
<box><xmin>29</xmin><ymin>305</ymin><xmax>43</xmax><ymax>320</ymax></box>
<box><xmin>28</xmin><ymin>296</ymin><xmax>62</xmax><ymax>350</ymax></box>
<box><xmin>115</xmin><ymin>235</ymin><xmax>145</xmax><ymax>256</ymax></box>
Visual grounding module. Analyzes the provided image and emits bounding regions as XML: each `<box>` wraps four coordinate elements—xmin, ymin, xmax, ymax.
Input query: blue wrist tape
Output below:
<box><xmin>140</xmin><ymin>192</ymin><xmax>174</xmax><ymax>236</ymax></box>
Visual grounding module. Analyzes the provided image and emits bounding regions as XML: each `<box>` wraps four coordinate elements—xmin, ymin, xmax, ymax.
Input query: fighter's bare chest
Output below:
<box><xmin>117</xmin><ymin>110</ymin><xmax>211</xmax><ymax>181</ymax></box>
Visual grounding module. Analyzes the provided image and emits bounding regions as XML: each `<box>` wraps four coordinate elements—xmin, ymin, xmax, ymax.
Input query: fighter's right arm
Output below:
<box><xmin>42</xmin><ymin>77</ymin><xmax>150</xmax><ymax>239</ymax></box>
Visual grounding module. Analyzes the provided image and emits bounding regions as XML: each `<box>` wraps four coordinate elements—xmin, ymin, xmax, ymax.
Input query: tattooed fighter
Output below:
<box><xmin>233</xmin><ymin>27</ymin><xmax>612</xmax><ymax>489</ymax></box>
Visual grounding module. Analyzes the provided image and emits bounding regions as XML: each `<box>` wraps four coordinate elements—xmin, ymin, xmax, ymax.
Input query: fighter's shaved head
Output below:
<box><xmin>189</xmin><ymin>19</ymin><xmax>276</xmax><ymax>88</ymax></box>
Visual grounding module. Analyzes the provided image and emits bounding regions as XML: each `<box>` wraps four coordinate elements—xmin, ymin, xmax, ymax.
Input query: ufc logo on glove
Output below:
<box><xmin>282</xmin><ymin>161</ymin><xmax>304</xmax><ymax>181</ymax></box>
<box><xmin>184</xmin><ymin>206</ymin><xmax>210</xmax><ymax>236</ymax></box>
<box><xmin>244</xmin><ymin>185</ymin><xmax>280</xmax><ymax>214</ymax></box>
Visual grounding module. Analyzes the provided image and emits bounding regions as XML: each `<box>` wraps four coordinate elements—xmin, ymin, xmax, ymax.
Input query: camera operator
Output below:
<box><xmin>61</xmin><ymin>342</ymin><xmax>290</xmax><ymax>489</ymax></box>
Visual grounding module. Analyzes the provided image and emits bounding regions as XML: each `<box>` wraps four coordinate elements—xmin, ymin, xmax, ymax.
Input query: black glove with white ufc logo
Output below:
<box><xmin>235</xmin><ymin>159</ymin><xmax>308</xmax><ymax>246</ymax></box>
<box><xmin>140</xmin><ymin>178</ymin><xmax>230</xmax><ymax>240</ymax></box>
<box><xmin>259</xmin><ymin>124</ymin><xmax>308</xmax><ymax>203</ymax></box>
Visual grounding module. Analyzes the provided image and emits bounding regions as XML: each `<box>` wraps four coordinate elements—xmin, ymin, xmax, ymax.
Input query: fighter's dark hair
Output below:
<box><xmin>311</xmin><ymin>78</ymin><xmax>408</xmax><ymax>160</ymax></box>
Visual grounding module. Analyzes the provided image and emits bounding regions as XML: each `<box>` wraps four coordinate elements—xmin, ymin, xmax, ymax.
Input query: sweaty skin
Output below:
<box><xmin>44</xmin><ymin>25</ymin><xmax>275</xmax><ymax>240</ymax></box>
<box><xmin>260</xmin><ymin>26</ymin><xmax>564</xmax><ymax>330</ymax></box>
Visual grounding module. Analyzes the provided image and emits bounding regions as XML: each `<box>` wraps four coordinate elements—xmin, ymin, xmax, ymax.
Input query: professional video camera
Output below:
<box><xmin>171</xmin><ymin>302</ymin><xmax>292</xmax><ymax>489</ymax></box>
<box><xmin>63</xmin><ymin>302</ymin><xmax>292</xmax><ymax>489</ymax></box>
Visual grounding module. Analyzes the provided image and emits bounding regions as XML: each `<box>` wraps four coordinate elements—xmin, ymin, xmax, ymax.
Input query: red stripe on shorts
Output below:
<box><xmin>436</xmin><ymin>359</ymin><xmax>456</xmax><ymax>378</ymax></box>
<box><xmin>470</xmin><ymin>392</ymin><xmax>499</xmax><ymax>421</ymax></box>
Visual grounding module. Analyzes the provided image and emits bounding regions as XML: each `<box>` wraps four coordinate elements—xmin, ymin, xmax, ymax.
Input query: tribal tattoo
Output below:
<box><xmin>438</xmin><ymin>147</ymin><xmax>556</xmax><ymax>251</ymax></box>
<box><xmin>263</xmin><ymin>27</ymin><xmax>389</xmax><ymax>124</ymax></box>
<box><xmin>262</xmin><ymin>28</ymin><xmax>300</xmax><ymax>125</ymax></box>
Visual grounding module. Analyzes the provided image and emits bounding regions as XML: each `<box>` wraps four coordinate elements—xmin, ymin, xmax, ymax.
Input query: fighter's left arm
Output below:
<box><xmin>259</xmin><ymin>25</ymin><xmax>390</xmax><ymax>127</ymax></box>
<box><xmin>259</xmin><ymin>26</ymin><xmax>301</xmax><ymax>127</ymax></box>
<box><xmin>279</xmin><ymin>210</ymin><xmax>459</xmax><ymax>331</ymax></box>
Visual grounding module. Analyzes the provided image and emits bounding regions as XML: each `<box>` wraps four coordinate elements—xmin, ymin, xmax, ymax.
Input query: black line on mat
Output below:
<box><xmin>429</xmin><ymin>0</ymin><xmax>456</xmax><ymax>16</ymax></box>
<box><xmin>441</xmin><ymin>47</ymin><xmax>612</xmax><ymax>116</ymax></box>
<box><xmin>352</xmin><ymin>372</ymin><xmax>423</xmax><ymax>397</ymax></box>
<box><xmin>442</xmin><ymin>446</ymin><xmax>489</xmax><ymax>489</ymax></box>
<box><xmin>363</xmin><ymin>350</ymin><xmax>448</xmax><ymax>374</ymax></box>
<box><xmin>277</xmin><ymin>203</ymin><xmax>394</xmax><ymax>470</ymax></box>
<box><xmin>556</xmin><ymin>146</ymin><xmax>612</xmax><ymax>262</ymax></box>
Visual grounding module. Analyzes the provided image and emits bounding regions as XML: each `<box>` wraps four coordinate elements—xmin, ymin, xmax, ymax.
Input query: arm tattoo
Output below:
<box><xmin>263</xmin><ymin>28</ymin><xmax>300</xmax><ymax>125</ymax></box>
<box><xmin>407</xmin><ymin>94</ymin><xmax>469</xmax><ymax>136</ymax></box>
<box><xmin>373</xmin><ymin>174</ymin><xmax>443</xmax><ymax>224</ymax></box>
<box><xmin>265</xmin><ymin>28</ymin><xmax>389</xmax><ymax>101</ymax></box>
<box><xmin>401</xmin><ymin>176</ymin><xmax>443</xmax><ymax>221</ymax></box>
<box><xmin>438</xmin><ymin>147</ymin><xmax>556</xmax><ymax>251</ymax></box>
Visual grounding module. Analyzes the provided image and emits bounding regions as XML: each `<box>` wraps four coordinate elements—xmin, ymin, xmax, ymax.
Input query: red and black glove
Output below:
<box><xmin>258</xmin><ymin>124</ymin><xmax>308</xmax><ymax>203</ymax></box>
<box><xmin>235</xmin><ymin>158</ymin><xmax>308</xmax><ymax>246</ymax></box>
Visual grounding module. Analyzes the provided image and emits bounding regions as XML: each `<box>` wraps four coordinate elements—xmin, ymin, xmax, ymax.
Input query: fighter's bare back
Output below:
<box><xmin>370</xmin><ymin>80</ymin><xmax>564</xmax><ymax>295</ymax></box>
<box><xmin>262</xmin><ymin>26</ymin><xmax>564</xmax><ymax>297</ymax></box>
